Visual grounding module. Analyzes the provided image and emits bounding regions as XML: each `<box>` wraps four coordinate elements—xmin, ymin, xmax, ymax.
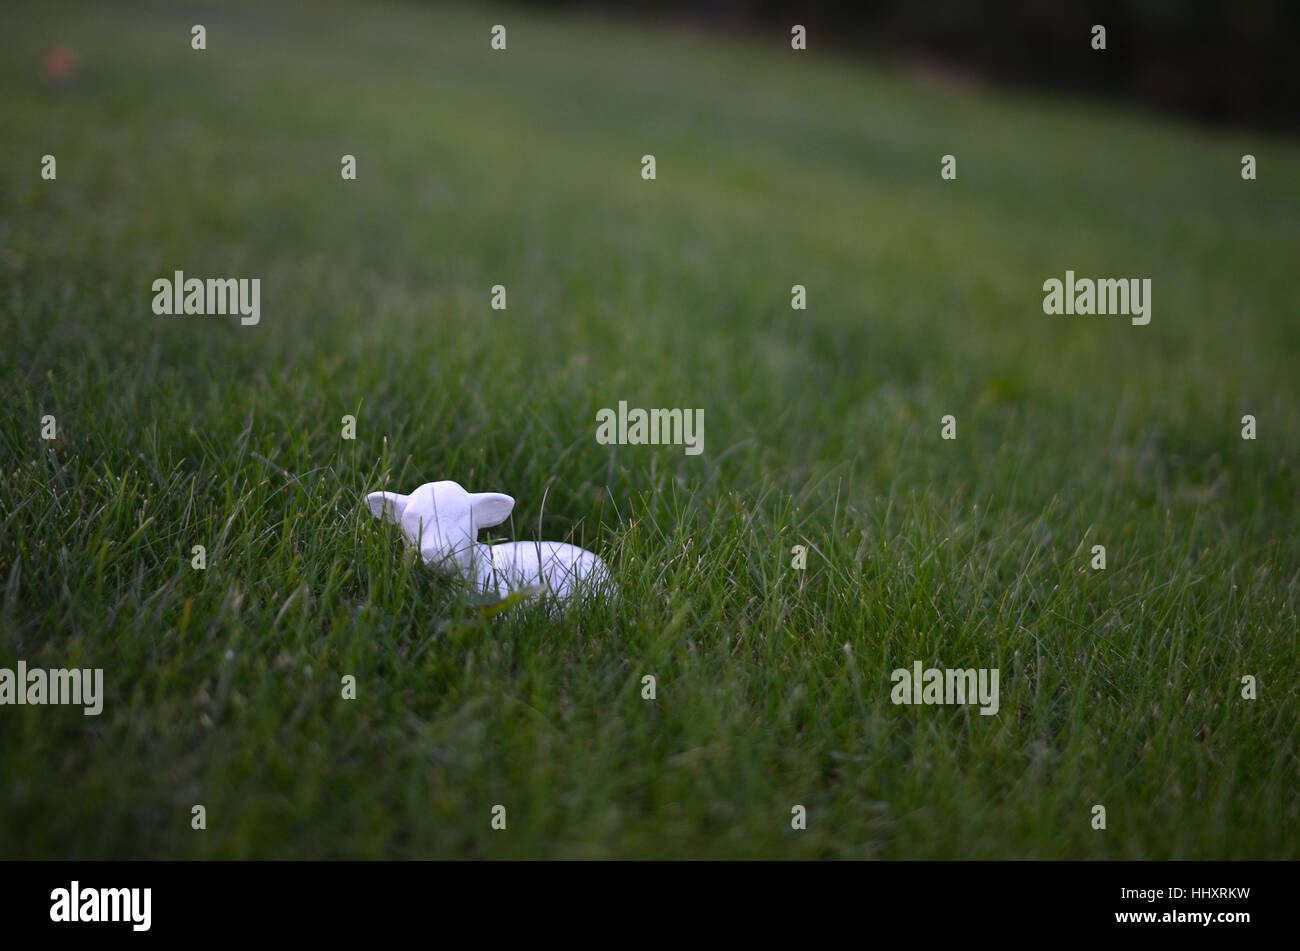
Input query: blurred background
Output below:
<box><xmin>518</xmin><ymin>0</ymin><xmax>1300</xmax><ymax>131</ymax></box>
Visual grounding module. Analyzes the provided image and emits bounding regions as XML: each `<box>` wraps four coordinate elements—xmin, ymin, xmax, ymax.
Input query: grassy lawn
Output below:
<box><xmin>1</xmin><ymin>0</ymin><xmax>1297</xmax><ymax>859</ymax></box>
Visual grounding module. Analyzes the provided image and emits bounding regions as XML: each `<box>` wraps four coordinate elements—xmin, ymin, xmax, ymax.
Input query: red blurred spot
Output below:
<box><xmin>42</xmin><ymin>45</ymin><xmax>79</xmax><ymax>83</ymax></box>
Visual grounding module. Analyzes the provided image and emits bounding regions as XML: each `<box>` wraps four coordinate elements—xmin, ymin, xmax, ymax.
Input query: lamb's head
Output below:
<box><xmin>366</xmin><ymin>481</ymin><xmax>514</xmax><ymax>574</ymax></box>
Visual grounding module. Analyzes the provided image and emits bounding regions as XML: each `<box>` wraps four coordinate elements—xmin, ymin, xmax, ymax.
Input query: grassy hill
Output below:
<box><xmin>1</xmin><ymin>0</ymin><xmax>1297</xmax><ymax>858</ymax></box>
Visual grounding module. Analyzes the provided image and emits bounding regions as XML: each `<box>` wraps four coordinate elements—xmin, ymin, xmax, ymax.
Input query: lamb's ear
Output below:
<box><xmin>469</xmin><ymin>492</ymin><xmax>514</xmax><ymax>528</ymax></box>
<box><xmin>366</xmin><ymin>491</ymin><xmax>409</xmax><ymax>524</ymax></box>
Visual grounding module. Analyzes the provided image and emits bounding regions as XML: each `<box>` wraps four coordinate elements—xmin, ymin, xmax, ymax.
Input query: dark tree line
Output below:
<box><xmin>517</xmin><ymin>0</ymin><xmax>1298</xmax><ymax>132</ymax></box>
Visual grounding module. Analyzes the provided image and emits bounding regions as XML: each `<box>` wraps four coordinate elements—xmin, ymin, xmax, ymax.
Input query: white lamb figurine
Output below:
<box><xmin>365</xmin><ymin>480</ymin><xmax>613</xmax><ymax>603</ymax></box>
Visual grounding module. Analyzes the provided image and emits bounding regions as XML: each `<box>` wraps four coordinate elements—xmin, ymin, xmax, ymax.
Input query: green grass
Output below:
<box><xmin>1</xmin><ymin>0</ymin><xmax>1297</xmax><ymax>859</ymax></box>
